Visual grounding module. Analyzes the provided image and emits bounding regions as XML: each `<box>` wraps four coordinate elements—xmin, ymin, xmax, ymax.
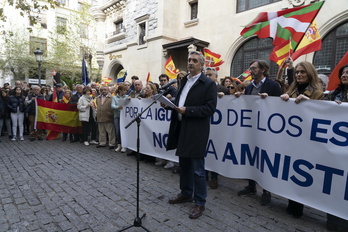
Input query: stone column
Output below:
<box><xmin>92</xmin><ymin>8</ymin><xmax>106</xmax><ymax>69</ymax></box>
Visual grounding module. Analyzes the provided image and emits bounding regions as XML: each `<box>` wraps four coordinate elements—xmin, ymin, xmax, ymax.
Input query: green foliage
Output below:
<box><xmin>0</xmin><ymin>28</ymin><xmax>34</xmax><ymax>79</ymax></box>
<box><xmin>61</xmin><ymin>75</ymin><xmax>80</xmax><ymax>90</ymax></box>
<box><xmin>1</xmin><ymin>0</ymin><xmax>60</xmax><ymax>30</ymax></box>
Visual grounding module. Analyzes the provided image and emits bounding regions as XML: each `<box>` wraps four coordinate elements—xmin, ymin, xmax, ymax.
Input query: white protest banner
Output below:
<box><xmin>121</xmin><ymin>96</ymin><xmax>348</xmax><ymax>220</ymax></box>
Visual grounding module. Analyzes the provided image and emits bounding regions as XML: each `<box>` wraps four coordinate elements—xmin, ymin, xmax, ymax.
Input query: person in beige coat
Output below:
<box><xmin>96</xmin><ymin>86</ymin><xmax>115</xmax><ymax>149</ymax></box>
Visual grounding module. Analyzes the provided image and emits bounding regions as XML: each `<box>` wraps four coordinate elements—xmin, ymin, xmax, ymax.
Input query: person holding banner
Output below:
<box><xmin>280</xmin><ymin>61</ymin><xmax>323</xmax><ymax>218</ymax></box>
<box><xmin>166</xmin><ymin>51</ymin><xmax>217</xmax><ymax>219</ymax></box>
<box><xmin>324</xmin><ymin>64</ymin><xmax>348</xmax><ymax>231</ymax></box>
<box><xmin>235</xmin><ymin>59</ymin><xmax>282</xmax><ymax>206</ymax></box>
<box><xmin>326</xmin><ymin>65</ymin><xmax>348</xmax><ymax>104</ymax></box>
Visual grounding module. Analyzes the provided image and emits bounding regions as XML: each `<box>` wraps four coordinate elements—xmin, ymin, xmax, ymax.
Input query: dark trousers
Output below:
<box><xmin>81</xmin><ymin>121</ymin><xmax>97</xmax><ymax>142</ymax></box>
<box><xmin>179</xmin><ymin>156</ymin><xmax>207</xmax><ymax>206</ymax></box>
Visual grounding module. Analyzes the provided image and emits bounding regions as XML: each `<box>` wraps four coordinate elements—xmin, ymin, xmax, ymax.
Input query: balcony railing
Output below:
<box><xmin>105</xmin><ymin>28</ymin><xmax>125</xmax><ymax>38</ymax></box>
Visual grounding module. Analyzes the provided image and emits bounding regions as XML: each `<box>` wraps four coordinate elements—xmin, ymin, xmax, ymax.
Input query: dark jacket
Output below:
<box><xmin>25</xmin><ymin>93</ymin><xmax>45</xmax><ymax>115</ymax></box>
<box><xmin>49</xmin><ymin>90</ymin><xmax>65</xmax><ymax>102</ymax></box>
<box><xmin>167</xmin><ymin>73</ymin><xmax>217</xmax><ymax>158</ymax></box>
<box><xmin>245</xmin><ymin>77</ymin><xmax>282</xmax><ymax>96</ymax></box>
<box><xmin>217</xmin><ymin>84</ymin><xmax>230</xmax><ymax>95</ymax></box>
<box><xmin>0</xmin><ymin>96</ymin><xmax>11</xmax><ymax>118</ymax></box>
<box><xmin>69</xmin><ymin>92</ymin><xmax>82</xmax><ymax>104</ymax></box>
<box><xmin>8</xmin><ymin>95</ymin><xmax>26</xmax><ymax>113</ymax></box>
<box><xmin>0</xmin><ymin>96</ymin><xmax>4</xmax><ymax>119</ymax></box>
<box><xmin>162</xmin><ymin>86</ymin><xmax>177</xmax><ymax>98</ymax></box>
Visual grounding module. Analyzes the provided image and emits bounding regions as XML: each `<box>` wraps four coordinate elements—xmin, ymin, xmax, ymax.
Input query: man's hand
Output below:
<box><xmin>258</xmin><ymin>93</ymin><xmax>268</xmax><ymax>99</ymax></box>
<box><xmin>217</xmin><ymin>92</ymin><xmax>224</xmax><ymax>98</ymax></box>
<box><xmin>234</xmin><ymin>92</ymin><xmax>243</xmax><ymax>98</ymax></box>
<box><xmin>175</xmin><ymin>106</ymin><xmax>186</xmax><ymax>114</ymax></box>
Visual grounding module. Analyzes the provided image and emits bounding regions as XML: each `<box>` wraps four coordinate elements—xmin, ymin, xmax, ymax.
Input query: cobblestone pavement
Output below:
<box><xmin>0</xmin><ymin>136</ymin><xmax>327</xmax><ymax>232</ymax></box>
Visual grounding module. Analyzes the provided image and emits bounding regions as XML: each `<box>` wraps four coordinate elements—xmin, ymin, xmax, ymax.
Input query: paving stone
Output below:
<box><xmin>0</xmin><ymin>138</ymin><xmax>329</xmax><ymax>232</ymax></box>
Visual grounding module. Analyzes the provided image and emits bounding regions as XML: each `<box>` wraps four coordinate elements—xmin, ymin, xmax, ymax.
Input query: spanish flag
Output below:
<box><xmin>35</xmin><ymin>99</ymin><xmax>82</xmax><ymax>140</ymax></box>
<box><xmin>204</xmin><ymin>48</ymin><xmax>224</xmax><ymax>70</ymax></box>
<box><xmin>146</xmin><ymin>72</ymin><xmax>152</xmax><ymax>83</ymax></box>
<box><xmin>102</xmin><ymin>77</ymin><xmax>112</xmax><ymax>85</ymax></box>
<box><xmin>270</xmin><ymin>20</ymin><xmax>321</xmax><ymax>65</ymax></box>
<box><xmin>62</xmin><ymin>96</ymin><xmax>70</xmax><ymax>104</ymax></box>
<box><xmin>165</xmin><ymin>56</ymin><xmax>179</xmax><ymax>79</ymax></box>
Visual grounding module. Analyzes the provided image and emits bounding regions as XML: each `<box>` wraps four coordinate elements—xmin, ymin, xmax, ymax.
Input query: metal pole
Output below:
<box><xmin>38</xmin><ymin>61</ymin><xmax>41</xmax><ymax>87</ymax></box>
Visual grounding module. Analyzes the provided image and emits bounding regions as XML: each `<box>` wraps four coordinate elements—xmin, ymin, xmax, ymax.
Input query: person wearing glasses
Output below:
<box><xmin>235</xmin><ymin>59</ymin><xmax>282</xmax><ymax>205</ymax></box>
<box><xmin>158</xmin><ymin>74</ymin><xmax>177</xmax><ymax>99</ymax></box>
<box><xmin>221</xmin><ymin>76</ymin><xmax>238</xmax><ymax>95</ymax></box>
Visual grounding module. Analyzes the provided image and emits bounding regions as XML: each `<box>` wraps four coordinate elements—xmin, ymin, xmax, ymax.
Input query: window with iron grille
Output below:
<box><xmin>190</xmin><ymin>2</ymin><xmax>198</xmax><ymax>20</ymax></box>
<box><xmin>231</xmin><ymin>37</ymin><xmax>278</xmax><ymax>78</ymax></box>
<box><xmin>114</xmin><ymin>20</ymin><xmax>124</xmax><ymax>34</ymax></box>
<box><xmin>313</xmin><ymin>21</ymin><xmax>348</xmax><ymax>75</ymax></box>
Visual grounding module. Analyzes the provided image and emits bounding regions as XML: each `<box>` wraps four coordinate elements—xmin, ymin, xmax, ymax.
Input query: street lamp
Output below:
<box><xmin>34</xmin><ymin>48</ymin><xmax>43</xmax><ymax>86</ymax></box>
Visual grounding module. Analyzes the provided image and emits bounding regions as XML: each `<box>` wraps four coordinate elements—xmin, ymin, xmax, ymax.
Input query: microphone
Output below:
<box><xmin>159</xmin><ymin>79</ymin><xmax>177</xmax><ymax>90</ymax></box>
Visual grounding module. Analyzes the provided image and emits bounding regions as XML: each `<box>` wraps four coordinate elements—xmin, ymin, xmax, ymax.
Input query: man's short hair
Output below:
<box><xmin>205</xmin><ymin>67</ymin><xmax>218</xmax><ymax>76</ymax></box>
<box><xmin>131</xmin><ymin>76</ymin><xmax>139</xmax><ymax>80</ymax></box>
<box><xmin>158</xmin><ymin>74</ymin><xmax>169</xmax><ymax>81</ymax></box>
<box><xmin>31</xmin><ymin>85</ymin><xmax>40</xmax><ymax>90</ymax></box>
<box><xmin>189</xmin><ymin>51</ymin><xmax>205</xmax><ymax>65</ymax></box>
<box><xmin>249</xmin><ymin>59</ymin><xmax>270</xmax><ymax>77</ymax></box>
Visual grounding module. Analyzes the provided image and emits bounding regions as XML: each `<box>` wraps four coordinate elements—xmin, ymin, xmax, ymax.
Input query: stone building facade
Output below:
<box><xmin>92</xmin><ymin>0</ymin><xmax>348</xmax><ymax>83</ymax></box>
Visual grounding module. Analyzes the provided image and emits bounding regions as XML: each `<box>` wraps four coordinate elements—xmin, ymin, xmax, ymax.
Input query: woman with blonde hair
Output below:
<box><xmin>280</xmin><ymin>61</ymin><xmax>323</xmax><ymax>218</ymax></box>
<box><xmin>281</xmin><ymin>61</ymin><xmax>323</xmax><ymax>104</ymax></box>
<box><xmin>144</xmin><ymin>83</ymin><xmax>157</xmax><ymax>98</ymax></box>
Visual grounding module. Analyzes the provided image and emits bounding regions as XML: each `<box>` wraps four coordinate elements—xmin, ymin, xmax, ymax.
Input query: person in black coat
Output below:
<box><xmin>8</xmin><ymin>87</ymin><xmax>26</xmax><ymax>141</ymax></box>
<box><xmin>0</xmin><ymin>89</ymin><xmax>13</xmax><ymax>139</ymax></box>
<box><xmin>166</xmin><ymin>51</ymin><xmax>217</xmax><ymax>219</ymax></box>
<box><xmin>68</xmin><ymin>84</ymin><xmax>84</xmax><ymax>142</ymax></box>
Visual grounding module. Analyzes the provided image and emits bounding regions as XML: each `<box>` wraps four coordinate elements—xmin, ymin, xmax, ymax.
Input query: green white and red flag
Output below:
<box><xmin>240</xmin><ymin>1</ymin><xmax>324</xmax><ymax>64</ymax></box>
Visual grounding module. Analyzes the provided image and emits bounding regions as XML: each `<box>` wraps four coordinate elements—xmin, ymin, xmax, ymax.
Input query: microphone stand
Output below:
<box><xmin>118</xmin><ymin>93</ymin><xmax>164</xmax><ymax>232</ymax></box>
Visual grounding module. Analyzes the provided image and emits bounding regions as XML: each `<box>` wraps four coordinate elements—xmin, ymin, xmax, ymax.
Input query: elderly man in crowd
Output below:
<box><xmin>96</xmin><ymin>86</ymin><xmax>115</xmax><ymax>149</ymax></box>
<box><xmin>129</xmin><ymin>80</ymin><xmax>145</xmax><ymax>98</ymax></box>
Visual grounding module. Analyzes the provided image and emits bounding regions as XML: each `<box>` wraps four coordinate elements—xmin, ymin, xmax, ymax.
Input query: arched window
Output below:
<box><xmin>313</xmin><ymin>21</ymin><xmax>348</xmax><ymax>75</ymax></box>
<box><xmin>231</xmin><ymin>37</ymin><xmax>278</xmax><ymax>78</ymax></box>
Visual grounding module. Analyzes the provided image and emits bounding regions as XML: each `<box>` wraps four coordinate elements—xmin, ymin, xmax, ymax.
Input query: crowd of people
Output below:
<box><xmin>0</xmin><ymin>55</ymin><xmax>347</xmax><ymax>230</ymax></box>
